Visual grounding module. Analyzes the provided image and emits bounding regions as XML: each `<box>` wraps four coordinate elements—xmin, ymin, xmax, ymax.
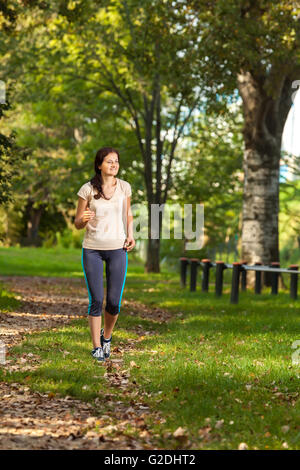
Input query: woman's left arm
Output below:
<box><xmin>124</xmin><ymin>196</ymin><xmax>136</xmax><ymax>251</ymax></box>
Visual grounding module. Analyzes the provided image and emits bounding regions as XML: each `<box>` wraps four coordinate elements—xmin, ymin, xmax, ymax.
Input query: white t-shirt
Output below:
<box><xmin>77</xmin><ymin>177</ymin><xmax>132</xmax><ymax>250</ymax></box>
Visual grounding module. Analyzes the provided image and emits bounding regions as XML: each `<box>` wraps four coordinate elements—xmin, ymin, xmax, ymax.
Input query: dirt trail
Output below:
<box><xmin>0</xmin><ymin>275</ymin><xmax>170</xmax><ymax>450</ymax></box>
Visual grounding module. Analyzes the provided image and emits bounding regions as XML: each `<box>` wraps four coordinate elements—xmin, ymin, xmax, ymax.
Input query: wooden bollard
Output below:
<box><xmin>190</xmin><ymin>258</ymin><xmax>199</xmax><ymax>292</ymax></box>
<box><xmin>240</xmin><ymin>260</ymin><xmax>247</xmax><ymax>291</ymax></box>
<box><xmin>180</xmin><ymin>257</ymin><xmax>189</xmax><ymax>288</ymax></box>
<box><xmin>201</xmin><ymin>259</ymin><xmax>211</xmax><ymax>292</ymax></box>
<box><xmin>270</xmin><ymin>262</ymin><xmax>280</xmax><ymax>295</ymax></box>
<box><xmin>215</xmin><ymin>261</ymin><xmax>226</xmax><ymax>297</ymax></box>
<box><xmin>230</xmin><ymin>262</ymin><xmax>242</xmax><ymax>304</ymax></box>
<box><xmin>289</xmin><ymin>265</ymin><xmax>298</xmax><ymax>300</ymax></box>
<box><xmin>255</xmin><ymin>262</ymin><xmax>262</xmax><ymax>294</ymax></box>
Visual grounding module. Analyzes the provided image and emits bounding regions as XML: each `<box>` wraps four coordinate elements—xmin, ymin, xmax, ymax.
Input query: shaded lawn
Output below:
<box><xmin>0</xmin><ymin>247</ymin><xmax>300</xmax><ymax>449</ymax></box>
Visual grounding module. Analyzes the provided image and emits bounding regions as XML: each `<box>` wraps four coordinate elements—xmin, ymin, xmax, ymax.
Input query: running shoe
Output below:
<box><xmin>100</xmin><ymin>328</ymin><xmax>112</xmax><ymax>359</ymax></box>
<box><xmin>91</xmin><ymin>346</ymin><xmax>105</xmax><ymax>362</ymax></box>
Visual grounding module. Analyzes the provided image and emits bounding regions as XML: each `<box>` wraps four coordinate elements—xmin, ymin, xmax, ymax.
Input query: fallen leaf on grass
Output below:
<box><xmin>194</xmin><ymin>360</ymin><xmax>205</xmax><ymax>366</ymax></box>
<box><xmin>173</xmin><ymin>426</ymin><xmax>186</xmax><ymax>438</ymax></box>
<box><xmin>129</xmin><ymin>361</ymin><xmax>140</xmax><ymax>369</ymax></box>
<box><xmin>215</xmin><ymin>419</ymin><xmax>224</xmax><ymax>429</ymax></box>
<box><xmin>238</xmin><ymin>442</ymin><xmax>249</xmax><ymax>450</ymax></box>
<box><xmin>198</xmin><ymin>426</ymin><xmax>212</xmax><ymax>442</ymax></box>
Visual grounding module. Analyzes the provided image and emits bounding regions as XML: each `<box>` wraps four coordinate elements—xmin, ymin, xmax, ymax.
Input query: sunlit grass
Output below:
<box><xmin>0</xmin><ymin>246</ymin><xmax>300</xmax><ymax>449</ymax></box>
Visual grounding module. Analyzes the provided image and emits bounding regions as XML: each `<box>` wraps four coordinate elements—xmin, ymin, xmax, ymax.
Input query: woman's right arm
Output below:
<box><xmin>74</xmin><ymin>197</ymin><xmax>95</xmax><ymax>229</ymax></box>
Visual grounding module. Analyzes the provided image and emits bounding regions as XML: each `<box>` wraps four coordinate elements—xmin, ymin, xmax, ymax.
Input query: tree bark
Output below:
<box><xmin>25</xmin><ymin>201</ymin><xmax>44</xmax><ymax>246</ymax></box>
<box><xmin>146</xmin><ymin>238</ymin><xmax>161</xmax><ymax>272</ymax></box>
<box><xmin>145</xmin><ymin>199</ymin><xmax>162</xmax><ymax>272</ymax></box>
<box><xmin>237</xmin><ymin>68</ymin><xmax>295</xmax><ymax>287</ymax></box>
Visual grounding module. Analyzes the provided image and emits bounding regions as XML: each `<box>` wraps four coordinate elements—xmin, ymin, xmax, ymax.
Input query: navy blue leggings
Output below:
<box><xmin>81</xmin><ymin>247</ymin><xmax>128</xmax><ymax>316</ymax></box>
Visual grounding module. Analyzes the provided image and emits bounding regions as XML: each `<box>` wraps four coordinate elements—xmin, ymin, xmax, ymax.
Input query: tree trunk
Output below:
<box><xmin>134</xmin><ymin>44</ymin><xmax>199</xmax><ymax>272</ymax></box>
<box><xmin>237</xmin><ymin>69</ymin><xmax>294</xmax><ymax>288</ymax></box>
<box><xmin>143</xmin><ymin>66</ymin><xmax>161</xmax><ymax>273</ymax></box>
<box><xmin>145</xmin><ymin>200</ymin><xmax>162</xmax><ymax>272</ymax></box>
<box><xmin>145</xmin><ymin>238</ymin><xmax>160</xmax><ymax>272</ymax></box>
<box><xmin>241</xmin><ymin>145</ymin><xmax>280</xmax><ymax>287</ymax></box>
<box><xmin>25</xmin><ymin>201</ymin><xmax>44</xmax><ymax>246</ymax></box>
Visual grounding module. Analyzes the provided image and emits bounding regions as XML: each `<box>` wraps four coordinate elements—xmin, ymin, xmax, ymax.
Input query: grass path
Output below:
<box><xmin>1</xmin><ymin>264</ymin><xmax>300</xmax><ymax>450</ymax></box>
<box><xmin>0</xmin><ymin>275</ymin><xmax>168</xmax><ymax>450</ymax></box>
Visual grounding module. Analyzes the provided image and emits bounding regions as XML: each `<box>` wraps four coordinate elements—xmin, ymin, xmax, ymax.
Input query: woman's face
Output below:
<box><xmin>99</xmin><ymin>152</ymin><xmax>119</xmax><ymax>175</ymax></box>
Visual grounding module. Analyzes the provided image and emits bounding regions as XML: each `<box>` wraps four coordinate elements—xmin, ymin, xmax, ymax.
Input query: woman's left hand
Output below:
<box><xmin>124</xmin><ymin>236</ymin><xmax>135</xmax><ymax>252</ymax></box>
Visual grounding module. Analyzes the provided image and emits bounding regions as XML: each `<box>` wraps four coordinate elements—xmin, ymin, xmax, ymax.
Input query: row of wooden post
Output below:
<box><xmin>180</xmin><ymin>258</ymin><xmax>299</xmax><ymax>304</ymax></box>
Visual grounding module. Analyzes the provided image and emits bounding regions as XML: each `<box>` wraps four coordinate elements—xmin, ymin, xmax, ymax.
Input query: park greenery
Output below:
<box><xmin>0</xmin><ymin>1</ymin><xmax>299</xmax><ymax>273</ymax></box>
<box><xmin>1</xmin><ymin>0</ymin><xmax>300</xmax><ymax>451</ymax></box>
<box><xmin>0</xmin><ymin>246</ymin><xmax>299</xmax><ymax>449</ymax></box>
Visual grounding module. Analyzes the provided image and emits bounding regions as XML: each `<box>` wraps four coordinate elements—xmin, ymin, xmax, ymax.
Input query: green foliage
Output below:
<box><xmin>0</xmin><ymin>98</ymin><xmax>30</xmax><ymax>207</ymax></box>
<box><xmin>54</xmin><ymin>228</ymin><xmax>82</xmax><ymax>250</ymax></box>
<box><xmin>41</xmin><ymin>231</ymin><xmax>57</xmax><ymax>249</ymax></box>
<box><xmin>278</xmin><ymin>177</ymin><xmax>300</xmax><ymax>266</ymax></box>
<box><xmin>172</xmin><ymin>108</ymin><xmax>244</xmax><ymax>250</ymax></box>
<box><xmin>160</xmin><ymin>238</ymin><xmax>184</xmax><ymax>271</ymax></box>
<box><xmin>1</xmin><ymin>0</ymin><xmax>299</xmax><ymax>263</ymax></box>
<box><xmin>188</xmin><ymin>0</ymin><xmax>300</xmax><ymax>101</ymax></box>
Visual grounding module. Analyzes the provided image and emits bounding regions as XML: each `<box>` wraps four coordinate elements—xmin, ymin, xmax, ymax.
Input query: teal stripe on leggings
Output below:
<box><xmin>118</xmin><ymin>251</ymin><xmax>128</xmax><ymax>313</ymax></box>
<box><xmin>81</xmin><ymin>248</ymin><xmax>92</xmax><ymax>315</ymax></box>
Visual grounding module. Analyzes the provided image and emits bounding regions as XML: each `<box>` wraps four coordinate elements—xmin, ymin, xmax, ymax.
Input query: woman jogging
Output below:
<box><xmin>75</xmin><ymin>147</ymin><xmax>135</xmax><ymax>362</ymax></box>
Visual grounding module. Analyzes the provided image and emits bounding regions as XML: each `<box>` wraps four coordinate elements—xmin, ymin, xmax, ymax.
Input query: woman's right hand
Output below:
<box><xmin>81</xmin><ymin>208</ymin><xmax>95</xmax><ymax>224</ymax></box>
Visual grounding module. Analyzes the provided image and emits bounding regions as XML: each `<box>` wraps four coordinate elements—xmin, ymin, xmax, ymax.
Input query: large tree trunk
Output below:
<box><xmin>237</xmin><ymin>69</ymin><xmax>294</xmax><ymax>288</ymax></box>
<box><xmin>241</xmin><ymin>144</ymin><xmax>280</xmax><ymax>287</ymax></box>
